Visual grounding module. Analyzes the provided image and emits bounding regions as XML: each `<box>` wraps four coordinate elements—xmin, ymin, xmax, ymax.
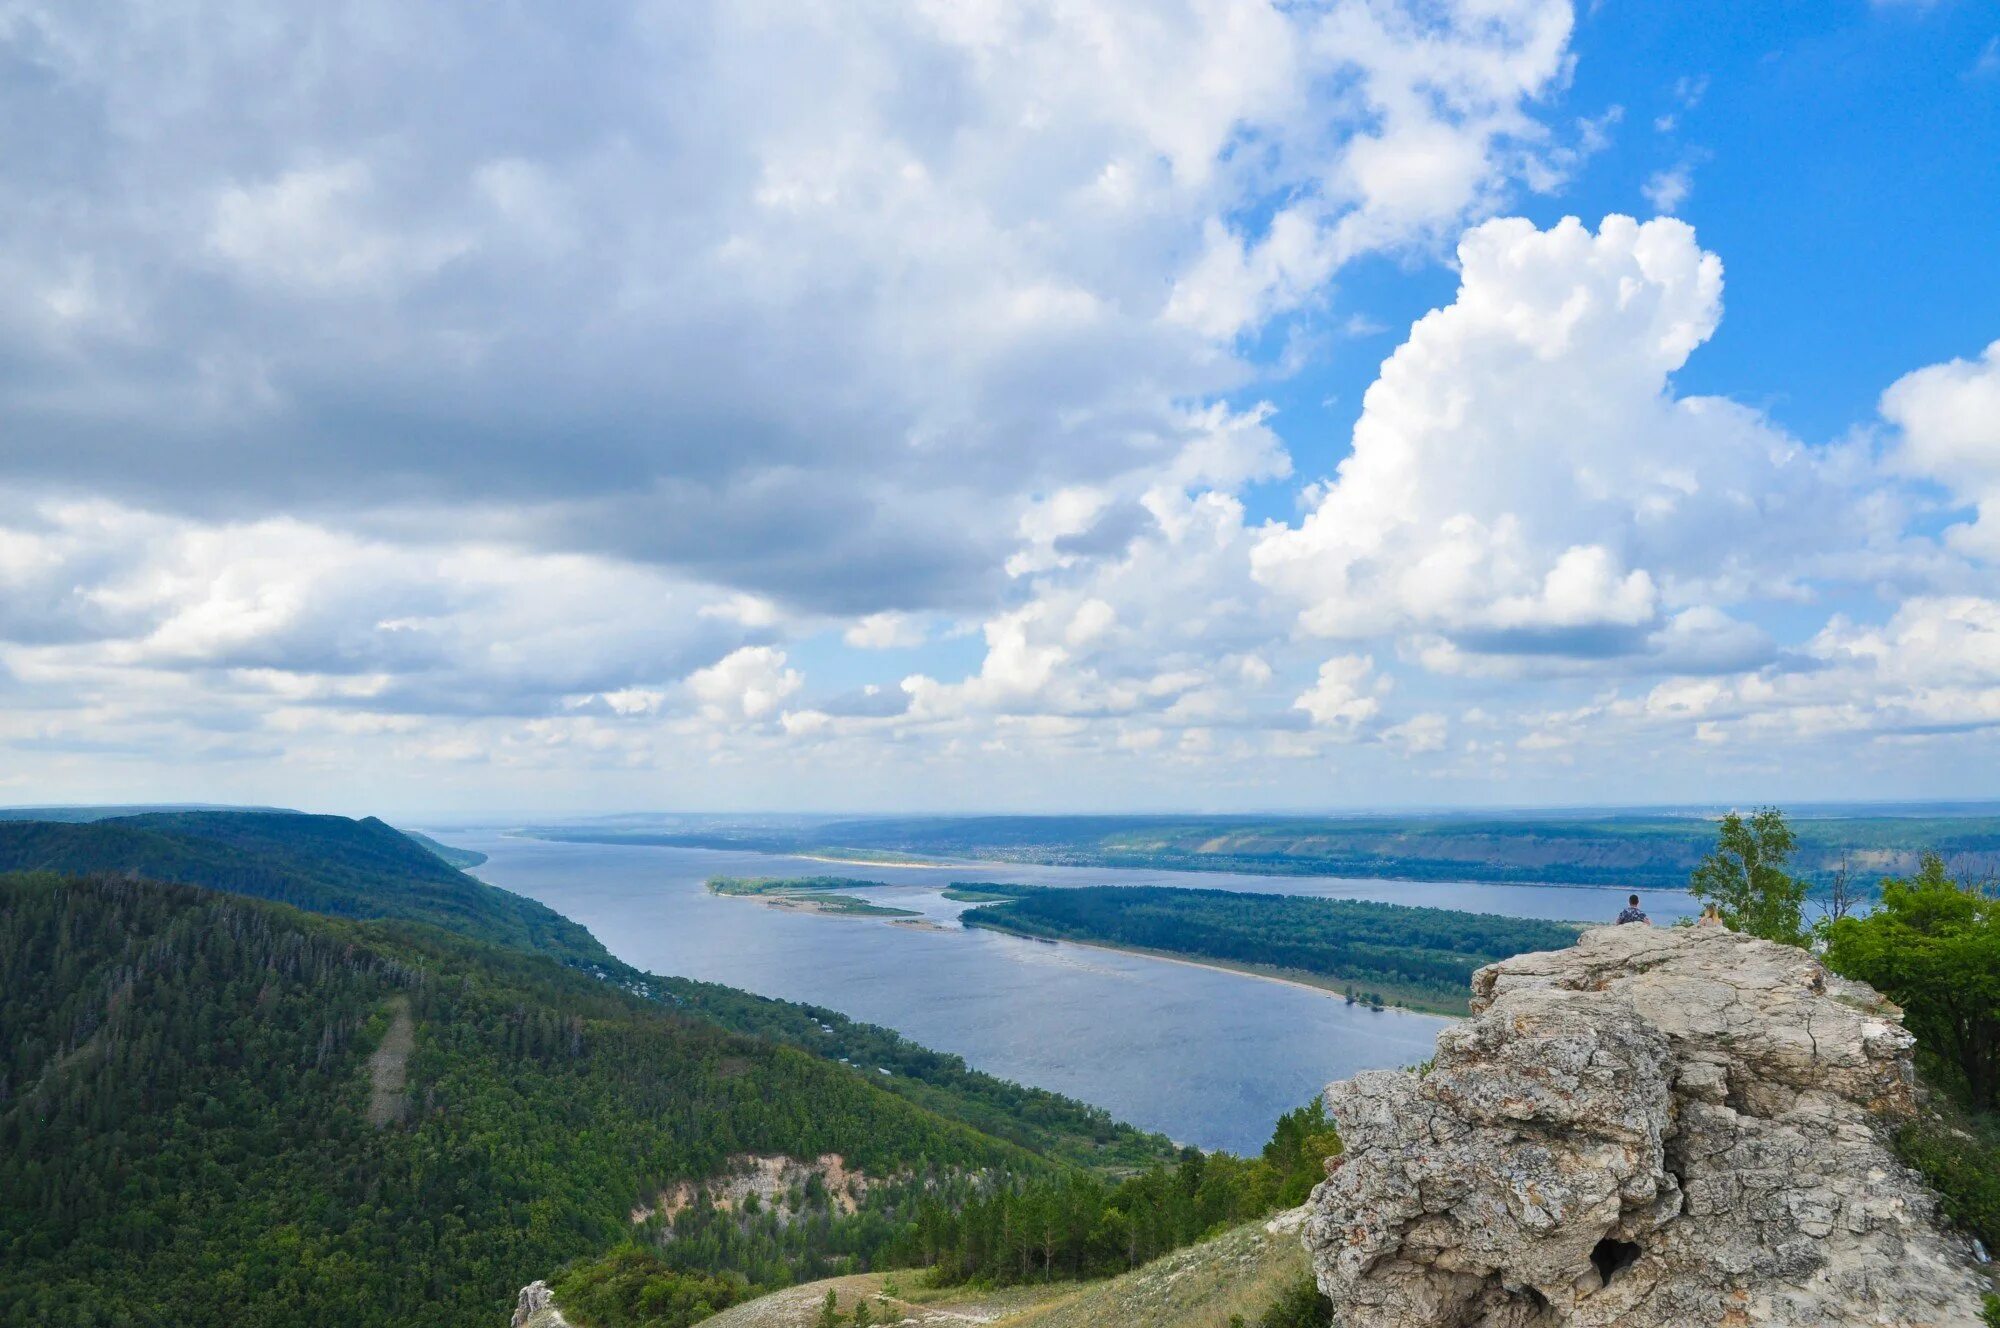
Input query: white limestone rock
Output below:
<box><xmin>511</xmin><ymin>1280</ymin><xmax>570</xmax><ymax>1328</ymax></box>
<box><xmin>1303</xmin><ymin>924</ymin><xmax>1990</xmax><ymax>1327</ymax></box>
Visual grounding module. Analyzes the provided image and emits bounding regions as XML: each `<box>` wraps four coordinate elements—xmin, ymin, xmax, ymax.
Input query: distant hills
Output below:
<box><xmin>531</xmin><ymin>810</ymin><xmax>2000</xmax><ymax>888</ymax></box>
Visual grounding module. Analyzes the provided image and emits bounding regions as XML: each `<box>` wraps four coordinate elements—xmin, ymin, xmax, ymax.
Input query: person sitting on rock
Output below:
<box><xmin>1616</xmin><ymin>893</ymin><xmax>1649</xmax><ymax>924</ymax></box>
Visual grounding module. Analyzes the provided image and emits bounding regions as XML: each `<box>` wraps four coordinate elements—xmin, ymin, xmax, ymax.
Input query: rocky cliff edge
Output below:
<box><xmin>1304</xmin><ymin>922</ymin><xmax>1990</xmax><ymax>1327</ymax></box>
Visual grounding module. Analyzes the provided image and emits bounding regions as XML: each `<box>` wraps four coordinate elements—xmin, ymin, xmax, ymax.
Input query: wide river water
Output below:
<box><xmin>445</xmin><ymin>831</ymin><xmax>1696</xmax><ymax>1152</ymax></box>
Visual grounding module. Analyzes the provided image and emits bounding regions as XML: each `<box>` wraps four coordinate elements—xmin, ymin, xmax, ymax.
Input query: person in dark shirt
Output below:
<box><xmin>1616</xmin><ymin>893</ymin><xmax>1649</xmax><ymax>924</ymax></box>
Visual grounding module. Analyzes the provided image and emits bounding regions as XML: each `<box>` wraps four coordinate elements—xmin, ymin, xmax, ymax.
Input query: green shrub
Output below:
<box><xmin>1255</xmin><ymin>1273</ymin><xmax>1333</xmax><ymax>1328</ymax></box>
<box><xmin>1894</xmin><ymin>1115</ymin><xmax>2000</xmax><ymax>1252</ymax></box>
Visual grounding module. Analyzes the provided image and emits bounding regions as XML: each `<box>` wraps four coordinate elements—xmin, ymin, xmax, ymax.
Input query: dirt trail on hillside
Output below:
<box><xmin>366</xmin><ymin>996</ymin><xmax>414</xmax><ymax>1126</ymax></box>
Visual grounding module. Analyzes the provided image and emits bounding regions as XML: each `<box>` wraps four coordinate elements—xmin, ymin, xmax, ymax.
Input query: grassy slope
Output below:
<box><xmin>692</xmin><ymin>1214</ymin><xmax>1307</xmax><ymax>1328</ymax></box>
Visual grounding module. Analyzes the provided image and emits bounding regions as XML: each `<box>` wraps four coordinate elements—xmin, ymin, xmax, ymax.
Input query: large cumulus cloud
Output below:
<box><xmin>1251</xmin><ymin>214</ymin><xmax>1907</xmax><ymax>669</ymax></box>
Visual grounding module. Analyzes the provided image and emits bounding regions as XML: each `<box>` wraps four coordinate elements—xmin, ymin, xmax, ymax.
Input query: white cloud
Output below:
<box><xmin>1642</xmin><ymin>164</ymin><xmax>1692</xmax><ymax>213</ymax></box>
<box><xmin>686</xmin><ymin>647</ymin><xmax>803</xmax><ymax>722</ymax></box>
<box><xmin>1165</xmin><ymin>0</ymin><xmax>1578</xmax><ymax>338</ymax></box>
<box><xmin>0</xmin><ymin>499</ymin><xmax>768</xmax><ymax>723</ymax></box>
<box><xmin>1881</xmin><ymin>339</ymin><xmax>2000</xmax><ymax>557</ymax></box>
<box><xmin>1382</xmin><ymin>712</ymin><xmax>1448</xmax><ymax>753</ymax></box>
<box><xmin>1625</xmin><ymin>597</ymin><xmax>2000</xmax><ymax>746</ymax></box>
<box><xmin>4</xmin><ymin>3</ymin><xmax>1998</xmax><ymax>807</ymax></box>
<box><xmin>1294</xmin><ymin>655</ymin><xmax>1383</xmax><ymax>730</ymax></box>
<box><xmin>208</xmin><ymin>162</ymin><xmax>469</xmax><ymax>293</ymax></box>
<box><xmin>1252</xmin><ymin>215</ymin><xmax>1883</xmax><ymax>667</ymax></box>
<box><xmin>844</xmin><ymin>612</ymin><xmax>927</xmax><ymax>650</ymax></box>
<box><xmin>0</xmin><ymin>0</ymin><xmax>1583</xmax><ymax>620</ymax></box>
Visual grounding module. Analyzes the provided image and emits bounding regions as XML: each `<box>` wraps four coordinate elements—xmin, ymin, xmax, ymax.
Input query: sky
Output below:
<box><xmin>1</xmin><ymin>0</ymin><xmax>1997</xmax><ymax>817</ymax></box>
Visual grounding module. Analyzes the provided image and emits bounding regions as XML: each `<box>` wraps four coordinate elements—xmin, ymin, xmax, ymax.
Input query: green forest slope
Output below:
<box><xmin>0</xmin><ymin>812</ymin><xmax>1188</xmax><ymax>1327</ymax></box>
<box><xmin>0</xmin><ymin>872</ymin><xmax>1066</xmax><ymax>1328</ymax></box>
<box><xmin>0</xmin><ymin>812</ymin><xmax>1167</xmax><ymax>1174</ymax></box>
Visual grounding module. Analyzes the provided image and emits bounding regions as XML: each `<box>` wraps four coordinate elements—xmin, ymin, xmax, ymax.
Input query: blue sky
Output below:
<box><xmin>1257</xmin><ymin>0</ymin><xmax>2000</xmax><ymax>504</ymax></box>
<box><xmin>0</xmin><ymin>0</ymin><xmax>1996</xmax><ymax>815</ymax></box>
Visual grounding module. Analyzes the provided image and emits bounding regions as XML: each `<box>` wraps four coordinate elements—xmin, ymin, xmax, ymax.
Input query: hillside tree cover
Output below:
<box><xmin>0</xmin><ymin>811</ymin><xmax>1171</xmax><ymax>1173</ymax></box>
<box><xmin>1825</xmin><ymin>852</ymin><xmax>2000</xmax><ymax>1110</ymax></box>
<box><xmin>0</xmin><ymin>871</ymin><xmax>1069</xmax><ymax>1328</ymax></box>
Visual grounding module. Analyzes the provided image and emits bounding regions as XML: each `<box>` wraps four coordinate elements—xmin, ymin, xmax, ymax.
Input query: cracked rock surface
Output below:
<box><xmin>1303</xmin><ymin>924</ymin><xmax>1989</xmax><ymax>1327</ymax></box>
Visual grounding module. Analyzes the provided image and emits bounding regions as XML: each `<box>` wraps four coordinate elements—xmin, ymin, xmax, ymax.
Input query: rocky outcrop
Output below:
<box><xmin>511</xmin><ymin>1280</ymin><xmax>569</xmax><ymax>1328</ymax></box>
<box><xmin>1303</xmin><ymin>923</ymin><xmax>1990</xmax><ymax>1327</ymax></box>
<box><xmin>629</xmin><ymin>1153</ymin><xmax>871</xmax><ymax>1226</ymax></box>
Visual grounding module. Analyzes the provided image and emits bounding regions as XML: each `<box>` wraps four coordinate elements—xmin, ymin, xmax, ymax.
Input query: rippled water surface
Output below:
<box><xmin>447</xmin><ymin>833</ymin><xmax>1694</xmax><ymax>1151</ymax></box>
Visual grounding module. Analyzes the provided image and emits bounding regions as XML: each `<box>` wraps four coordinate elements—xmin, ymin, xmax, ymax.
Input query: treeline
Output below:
<box><xmin>896</xmin><ymin>1097</ymin><xmax>1341</xmax><ymax>1286</ymax></box>
<box><xmin>0</xmin><ymin>871</ymin><xmax>1053</xmax><ymax>1328</ymax></box>
<box><xmin>959</xmin><ymin>885</ymin><xmax>1578</xmax><ymax>1012</ymax></box>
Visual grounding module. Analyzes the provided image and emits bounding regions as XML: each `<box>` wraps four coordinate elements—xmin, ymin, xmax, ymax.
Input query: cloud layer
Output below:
<box><xmin>1</xmin><ymin>1</ymin><xmax>1996</xmax><ymax>810</ymax></box>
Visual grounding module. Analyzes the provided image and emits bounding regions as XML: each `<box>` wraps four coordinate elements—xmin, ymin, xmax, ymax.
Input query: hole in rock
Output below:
<box><xmin>1590</xmin><ymin>1238</ymin><xmax>1641</xmax><ymax>1286</ymax></box>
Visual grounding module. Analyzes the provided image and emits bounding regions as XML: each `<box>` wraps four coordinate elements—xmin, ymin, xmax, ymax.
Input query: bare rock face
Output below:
<box><xmin>1303</xmin><ymin>924</ymin><xmax>1989</xmax><ymax>1327</ymax></box>
<box><xmin>510</xmin><ymin>1280</ymin><xmax>569</xmax><ymax>1328</ymax></box>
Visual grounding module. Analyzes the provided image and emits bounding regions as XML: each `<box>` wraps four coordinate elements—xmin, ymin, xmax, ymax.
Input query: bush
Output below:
<box><xmin>1255</xmin><ymin>1273</ymin><xmax>1333</xmax><ymax>1328</ymax></box>
<box><xmin>1894</xmin><ymin>1114</ymin><xmax>2000</xmax><ymax>1253</ymax></box>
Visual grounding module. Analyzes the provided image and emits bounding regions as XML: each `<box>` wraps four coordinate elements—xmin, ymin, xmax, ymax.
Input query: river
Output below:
<box><xmin>443</xmin><ymin>831</ymin><xmax>1696</xmax><ymax>1153</ymax></box>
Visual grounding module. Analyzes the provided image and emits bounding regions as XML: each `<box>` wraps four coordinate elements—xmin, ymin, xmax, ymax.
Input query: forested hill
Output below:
<box><xmin>0</xmin><ymin>871</ymin><xmax>1061</xmax><ymax>1327</ymax></box>
<box><xmin>0</xmin><ymin>811</ymin><xmax>607</xmax><ymax>966</ymax></box>
<box><xmin>0</xmin><ymin>810</ymin><xmax>1167</xmax><ymax>1171</ymax></box>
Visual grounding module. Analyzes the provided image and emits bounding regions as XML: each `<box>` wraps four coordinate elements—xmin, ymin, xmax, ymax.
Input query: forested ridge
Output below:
<box><xmin>0</xmin><ymin>871</ymin><xmax>1061</xmax><ymax>1327</ymax></box>
<box><xmin>959</xmin><ymin>884</ymin><xmax>1578</xmax><ymax>1013</ymax></box>
<box><xmin>0</xmin><ymin>812</ymin><xmax>607</xmax><ymax>965</ymax></box>
<box><xmin>0</xmin><ymin>809</ymin><xmax>1172</xmax><ymax>1175</ymax></box>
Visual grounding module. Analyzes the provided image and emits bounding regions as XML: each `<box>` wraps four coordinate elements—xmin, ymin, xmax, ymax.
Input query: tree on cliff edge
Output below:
<box><xmin>1826</xmin><ymin>852</ymin><xmax>2000</xmax><ymax>1112</ymax></box>
<box><xmin>1689</xmin><ymin>807</ymin><xmax>1808</xmax><ymax>945</ymax></box>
